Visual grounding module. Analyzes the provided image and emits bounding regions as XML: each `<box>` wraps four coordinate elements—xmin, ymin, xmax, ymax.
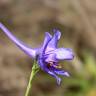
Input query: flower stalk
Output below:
<box><xmin>25</xmin><ymin>60</ymin><xmax>39</xmax><ymax>96</ymax></box>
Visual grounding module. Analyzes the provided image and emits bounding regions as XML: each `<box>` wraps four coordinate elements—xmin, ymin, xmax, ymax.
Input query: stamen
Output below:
<box><xmin>53</xmin><ymin>64</ymin><xmax>62</xmax><ymax>69</ymax></box>
<box><xmin>47</xmin><ymin>61</ymin><xmax>62</xmax><ymax>69</ymax></box>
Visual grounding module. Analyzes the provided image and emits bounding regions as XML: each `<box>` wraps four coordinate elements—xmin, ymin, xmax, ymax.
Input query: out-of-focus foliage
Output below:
<box><xmin>0</xmin><ymin>0</ymin><xmax>96</xmax><ymax>96</ymax></box>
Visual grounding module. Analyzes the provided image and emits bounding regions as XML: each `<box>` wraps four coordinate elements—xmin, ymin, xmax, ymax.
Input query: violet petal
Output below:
<box><xmin>54</xmin><ymin>70</ymin><xmax>70</xmax><ymax>77</ymax></box>
<box><xmin>40</xmin><ymin>32</ymin><xmax>52</xmax><ymax>55</ymax></box>
<box><xmin>55</xmin><ymin>48</ymin><xmax>74</xmax><ymax>60</ymax></box>
<box><xmin>45</xmin><ymin>68</ymin><xmax>61</xmax><ymax>85</ymax></box>
<box><xmin>45</xmin><ymin>53</ymin><xmax>57</xmax><ymax>62</ymax></box>
<box><xmin>46</xmin><ymin>30</ymin><xmax>61</xmax><ymax>49</ymax></box>
<box><xmin>53</xmin><ymin>29</ymin><xmax>61</xmax><ymax>40</ymax></box>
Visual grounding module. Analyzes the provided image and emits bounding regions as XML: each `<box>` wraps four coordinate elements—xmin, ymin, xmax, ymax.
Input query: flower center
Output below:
<box><xmin>47</xmin><ymin>61</ymin><xmax>62</xmax><ymax>69</ymax></box>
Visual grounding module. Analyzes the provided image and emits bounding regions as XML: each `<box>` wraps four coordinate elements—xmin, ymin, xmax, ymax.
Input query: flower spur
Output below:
<box><xmin>0</xmin><ymin>23</ymin><xmax>74</xmax><ymax>85</ymax></box>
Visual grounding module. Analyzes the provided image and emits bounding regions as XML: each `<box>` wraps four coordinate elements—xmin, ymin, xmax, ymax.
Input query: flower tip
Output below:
<box><xmin>72</xmin><ymin>54</ymin><xmax>74</xmax><ymax>59</ymax></box>
<box><xmin>70</xmin><ymin>52</ymin><xmax>74</xmax><ymax>60</ymax></box>
<box><xmin>53</xmin><ymin>29</ymin><xmax>61</xmax><ymax>40</ymax></box>
<box><xmin>64</xmin><ymin>72</ymin><xmax>70</xmax><ymax>77</ymax></box>
<box><xmin>45</xmin><ymin>32</ymin><xmax>52</xmax><ymax>39</ymax></box>
<box><xmin>57</xmin><ymin>77</ymin><xmax>61</xmax><ymax>85</ymax></box>
<box><xmin>0</xmin><ymin>22</ymin><xmax>3</xmax><ymax>27</ymax></box>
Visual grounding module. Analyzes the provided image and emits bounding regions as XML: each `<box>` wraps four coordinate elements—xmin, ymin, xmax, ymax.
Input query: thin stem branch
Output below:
<box><xmin>25</xmin><ymin>61</ymin><xmax>39</xmax><ymax>96</ymax></box>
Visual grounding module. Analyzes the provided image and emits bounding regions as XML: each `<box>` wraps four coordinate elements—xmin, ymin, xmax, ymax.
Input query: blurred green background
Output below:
<box><xmin>0</xmin><ymin>0</ymin><xmax>96</xmax><ymax>96</ymax></box>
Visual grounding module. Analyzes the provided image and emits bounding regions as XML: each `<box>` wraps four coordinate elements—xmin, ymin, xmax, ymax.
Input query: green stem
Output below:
<box><xmin>25</xmin><ymin>61</ymin><xmax>39</xmax><ymax>96</ymax></box>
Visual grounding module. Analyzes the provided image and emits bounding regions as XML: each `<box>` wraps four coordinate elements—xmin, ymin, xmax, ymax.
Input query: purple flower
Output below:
<box><xmin>0</xmin><ymin>23</ymin><xmax>74</xmax><ymax>85</ymax></box>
